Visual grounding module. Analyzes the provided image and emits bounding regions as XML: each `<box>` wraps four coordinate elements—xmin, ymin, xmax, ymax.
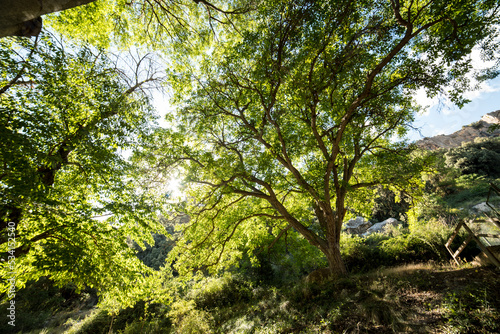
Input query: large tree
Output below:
<box><xmin>0</xmin><ymin>33</ymin><xmax>165</xmax><ymax>305</ymax></box>
<box><xmin>0</xmin><ymin>0</ymin><xmax>95</xmax><ymax>38</ymax></box>
<box><xmin>148</xmin><ymin>0</ymin><xmax>500</xmax><ymax>276</ymax></box>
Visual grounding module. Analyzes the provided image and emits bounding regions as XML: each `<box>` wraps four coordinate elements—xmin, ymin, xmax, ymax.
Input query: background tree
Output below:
<box><xmin>371</xmin><ymin>186</ymin><xmax>411</xmax><ymax>223</ymax></box>
<box><xmin>0</xmin><ymin>33</ymin><xmax>166</xmax><ymax>306</ymax></box>
<box><xmin>145</xmin><ymin>0</ymin><xmax>500</xmax><ymax>277</ymax></box>
<box><xmin>445</xmin><ymin>137</ymin><xmax>500</xmax><ymax>177</ymax></box>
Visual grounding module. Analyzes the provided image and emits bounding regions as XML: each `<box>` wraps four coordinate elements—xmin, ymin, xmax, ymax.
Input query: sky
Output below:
<box><xmin>407</xmin><ymin>44</ymin><xmax>500</xmax><ymax>142</ymax></box>
<box><xmin>407</xmin><ymin>75</ymin><xmax>500</xmax><ymax>142</ymax></box>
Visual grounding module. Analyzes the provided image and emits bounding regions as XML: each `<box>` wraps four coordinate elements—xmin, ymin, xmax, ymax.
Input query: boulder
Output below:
<box><xmin>343</xmin><ymin>216</ymin><xmax>371</xmax><ymax>235</ymax></box>
<box><xmin>362</xmin><ymin>218</ymin><xmax>400</xmax><ymax>237</ymax></box>
<box><xmin>470</xmin><ymin>202</ymin><xmax>492</xmax><ymax>214</ymax></box>
<box><xmin>304</xmin><ymin>268</ymin><xmax>332</xmax><ymax>284</ymax></box>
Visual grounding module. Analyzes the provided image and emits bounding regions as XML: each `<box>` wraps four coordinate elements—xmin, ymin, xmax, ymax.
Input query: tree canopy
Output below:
<box><xmin>144</xmin><ymin>0</ymin><xmax>500</xmax><ymax>276</ymax></box>
<box><xmin>45</xmin><ymin>0</ymin><xmax>253</xmax><ymax>48</ymax></box>
<box><xmin>0</xmin><ymin>33</ymin><xmax>167</xmax><ymax>307</ymax></box>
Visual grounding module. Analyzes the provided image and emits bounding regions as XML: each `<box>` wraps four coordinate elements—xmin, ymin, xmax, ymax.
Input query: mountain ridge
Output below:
<box><xmin>415</xmin><ymin>110</ymin><xmax>500</xmax><ymax>150</ymax></box>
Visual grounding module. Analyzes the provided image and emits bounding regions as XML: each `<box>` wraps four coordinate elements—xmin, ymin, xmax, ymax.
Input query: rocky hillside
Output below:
<box><xmin>416</xmin><ymin>110</ymin><xmax>500</xmax><ymax>150</ymax></box>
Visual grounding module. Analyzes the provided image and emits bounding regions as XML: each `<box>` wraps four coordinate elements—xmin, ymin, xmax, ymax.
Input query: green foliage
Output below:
<box><xmin>0</xmin><ymin>277</ymin><xmax>97</xmax><ymax>334</ymax></box>
<box><xmin>61</xmin><ymin>266</ymin><xmax>499</xmax><ymax>334</ymax></box>
<box><xmin>67</xmin><ymin>301</ymin><xmax>170</xmax><ymax>334</ymax></box>
<box><xmin>46</xmin><ymin>0</ymin><xmax>135</xmax><ymax>48</ymax></box>
<box><xmin>131</xmin><ymin>217</ymin><xmax>181</xmax><ymax>270</ymax></box>
<box><xmin>0</xmin><ymin>33</ymin><xmax>167</xmax><ymax>308</ymax></box>
<box><xmin>70</xmin><ymin>310</ymin><xmax>113</xmax><ymax>334</ymax></box>
<box><xmin>444</xmin><ymin>174</ymin><xmax>493</xmax><ymax>208</ymax></box>
<box><xmin>134</xmin><ymin>233</ymin><xmax>173</xmax><ymax>270</ymax></box>
<box><xmin>238</xmin><ymin>227</ymin><xmax>328</xmax><ymax>284</ymax></box>
<box><xmin>441</xmin><ymin>288</ymin><xmax>500</xmax><ymax>333</ymax></box>
<box><xmin>187</xmin><ymin>274</ymin><xmax>253</xmax><ymax>309</ymax></box>
<box><xmin>141</xmin><ymin>0</ymin><xmax>500</xmax><ymax>276</ymax></box>
<box><xmin>423</xmin><ymin>138</ymin><xmax>500</xmax><ymax>210</ymax></box>
<box><xmin>340</xmin><ymin>219</ymin><xmax>452</xmax><ymax>273</ymax></box>
<box><xmin>371</xmin><ymin>186</ymin><xmax>411</xmax><ymax>222</ymax></box>
<box><xmin>46</xmin><ymin>0</ymin><xmax>252</xmax><ymax>49</ymax></box>
<box><xmin>169</xmin><ymin>299</ymin><xmax>213</xmax><ymax>334</ymax></box>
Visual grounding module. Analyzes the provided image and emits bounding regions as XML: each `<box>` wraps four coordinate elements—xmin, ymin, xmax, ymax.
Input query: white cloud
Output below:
<box><xmin>413</xmin><ymin>88</ymin><xmax>435</xmax><ymax>115</ymax></box>
<box><xmin>413</xmin><ymin>43</ymin><xmax>500</xmax><ymax>117</ymax></box>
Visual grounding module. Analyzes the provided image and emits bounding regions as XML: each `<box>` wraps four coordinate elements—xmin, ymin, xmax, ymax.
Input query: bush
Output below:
<box><xmin>187</xmin><ymin>275</ymin><xmax>253</xmax><ymax>309</ymax></box>
<box><xmin>238</xmin><ymin>228</ymin><xmax>328</xmax><ymax>285</ymax></box>
<box><xmin>340</xmin><ymin>219</ymin><xmax>453</xmax><ymax>273</ymax></box>
<box><xmin>168</xmin><ymin>300</ymin><xmax>213</xmax><ymax>334</ymax></box>
<box><xmin>69</xmin><ymin>301</ymin><xmax>170</xmax><ymax>334</ymax></box>
<box><xmin>75</xmin><ymin>311</ymin><xmax>113</xmax><ymax>334</ymax></box>
<box><xmin>445</xmin><ymin>138</ymin><xmax>500</xmax><ymax>177</ymax></box>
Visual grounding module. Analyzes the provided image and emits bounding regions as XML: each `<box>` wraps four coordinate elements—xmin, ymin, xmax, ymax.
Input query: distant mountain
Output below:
<box><xmin>415</xmin><ymin>110</ymin><xmax>500</xmax><ymax>150</ymax></box>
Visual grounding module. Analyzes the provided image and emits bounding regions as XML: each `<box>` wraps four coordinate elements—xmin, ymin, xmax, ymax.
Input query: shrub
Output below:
<box><xmin>168</xmin><ymin>300</ymin><xmax>213</xmax><ymax>334</ymax></box>
<box><xmin>187</xmin><ymin>274</ymin><xmax>253</xmax><ymax>309</ymax></box>
<box><xmin>444</xmin><ymin>138</ymin><xmax>500</xmax><ymax>177</ymax></box>
<box><xmin>340</xmin><ymin>219</ymin><xmax>453</xmax><ymax>273</ymax></box>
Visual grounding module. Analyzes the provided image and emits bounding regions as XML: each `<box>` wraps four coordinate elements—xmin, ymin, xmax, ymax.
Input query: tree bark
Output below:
<box><xmin>325</xmin><ymin>211</ymin><xmax>348</xmax><ymax>277</ymax></box>
<box><xmin>325</xmin><ymin>244</ymin><xmax>347</xmax><ymax>277</ymax></box>
<box><xmin>0</xmin><ymin>0</ymin><xmax>96</xmax><ymax>38</ymax></box>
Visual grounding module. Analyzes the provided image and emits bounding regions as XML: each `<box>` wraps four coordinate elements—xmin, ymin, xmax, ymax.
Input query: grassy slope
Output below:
<box><xmin>4</xmin><ymin>262</ymin><xmax>498</xmax><ymax>334</ymax></box>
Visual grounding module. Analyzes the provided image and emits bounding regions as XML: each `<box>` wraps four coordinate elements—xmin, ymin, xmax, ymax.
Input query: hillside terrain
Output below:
<box><xmin>416</xmin><ymin>110</ymin><xmax>500</xmax><ymax>150</ymax></box>
<box><xmin>4</xmin><ymin>264</ymin><xmax>500</xmax><ymax>334</ymax></box>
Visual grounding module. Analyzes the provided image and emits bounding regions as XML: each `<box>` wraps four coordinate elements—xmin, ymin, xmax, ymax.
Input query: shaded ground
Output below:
<box><xmin>370</xmin><ymin>264</ymin><xmax>500</xmax><ymax>333</ymax></box>
<box><xmin>1</xmin><ymin>263</ymin><xmax>499</xmax><ymax>333</ymax></box>
<box><xmin>259</xmin><ymin>263</ymin><xmax>500</xmax><ymax>334</ymax></box>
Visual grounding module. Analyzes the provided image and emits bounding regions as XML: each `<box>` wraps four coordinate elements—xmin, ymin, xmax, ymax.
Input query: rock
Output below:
<box><xmin>362</xmin><ymin>218</ymin><xmax>400</xmax><ymax>237</ymax></box>
<box><xmin>415</xmin><ymin>110</ymin><xmax>500</xmax><ymax>150</ymax></box>
<box><xmin>481</xmin><ymin>111</ymin><xmax>500</xmax><ymax>125</ymax></box>
<box><xmin>343</xmin><ymin>216</ymin><xmax>371</xmax><ymax>235</ymax></box>
<box><xmin>304</xmin><ymin>268</ymin><xmax>332</xmax><ymax>284</ymax></box>
<box><xmin>471</xmin><ymin>202</ymin><xmax>492</xmax><ymax>214</ymax></box>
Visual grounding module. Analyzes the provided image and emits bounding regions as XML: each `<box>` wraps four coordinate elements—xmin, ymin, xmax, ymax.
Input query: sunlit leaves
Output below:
<box><xmin>0</xmin><ymin>33</ymin><xmax>166</xmax><ymax>307</ymax></box>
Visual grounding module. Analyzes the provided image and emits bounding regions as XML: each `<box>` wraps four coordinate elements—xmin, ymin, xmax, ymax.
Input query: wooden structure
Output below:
<box><xmin>445</xmin><ymin>183</ymin><xmax>500</xmax><ymax>269</ymax></box>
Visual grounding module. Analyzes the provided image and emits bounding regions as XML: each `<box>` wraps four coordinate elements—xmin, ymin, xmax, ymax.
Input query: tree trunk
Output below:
<box><xmin>324</xmin><ymin>204</ymin><xmax>348</xmax><ymax>277</ymax></box>
<box><xmin>325</xmin><ymin>242</ymin><xmax>348</xmax><ymax>277</ymax></box>
<box><xmin>0</xmin><ymin>0</ymin><xmax>96</xmax><ymax>38</ymax></box>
